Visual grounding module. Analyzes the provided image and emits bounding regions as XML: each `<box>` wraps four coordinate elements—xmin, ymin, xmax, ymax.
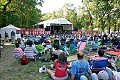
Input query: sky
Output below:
<box><xmin>39</xmin><ymin>0</ymin><xmax>83</xmax><ymax>13</ymax></box>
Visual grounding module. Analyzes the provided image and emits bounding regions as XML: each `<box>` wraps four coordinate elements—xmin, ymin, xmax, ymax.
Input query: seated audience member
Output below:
<box><xmin>53</xmin><ymin>38</ymin><xmax>60</xmax><ymax>49</ymax></box>
<box><xmin>35</xmin><ymin>44</ymin><xmax>45</xmax><ymax>52</ymax></box>
<box><xmin>18</xmin><ymin>39</ymin><xmax>25</xmax><ymax>51</ymax></box>
<box><xmin>69</xmin><ymin>51</ymin><xmax>98</xmax><ymax>80</ymax></box>
<box><xmin>52</xmin><ymin>46</ymin><xmax>63</xmax><ymax>55</ymax></box>
<box><xmin>92</xmin><ymin>49</ymin><xmax>114</xmax><ymax>80</ymax></box>
<box><xmin>98</xmin><ymin>70</ymin><xmax>109</xmax><ymax>80</ymax></box>
<box><xmin>14</xmin><ymin>43</ymin><xmax>24</xmax><ymax>56</ymax></box>
<box><xmin>24</xmin><ymin>40</ymin><xmax>39</xmax><ymax>55</ymax></box>
<box><xmin>93</xmin><ymin>49</ymin><xmax>107</xmax><ymax>60</ymax></box>
<box><xmin>47</xmin><ymin>52</ymin><xmax>68</xmax><ymax>80</ymax></box>
<box><xmin>51</xmin><ymin>46</ymin><xmax>63</xmax><ymax>61</ymax></box>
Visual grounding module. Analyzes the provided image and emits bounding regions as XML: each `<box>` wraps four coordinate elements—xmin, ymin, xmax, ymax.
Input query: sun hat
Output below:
<box><xmin>98</xmin><ymin>70</ymin><xmax>109</xmax><ymax>80</ymax></box>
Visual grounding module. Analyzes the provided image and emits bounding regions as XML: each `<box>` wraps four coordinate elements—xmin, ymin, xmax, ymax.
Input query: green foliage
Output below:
<box><xmin>82</xmin><ymin>0</ymin><xmax>120</xmax><ymax>33</ymax></box>
<box><xmin>42</xmin><ymin>0</ymin><xmax>119</xmax><ymax>32</ymax></box>
<box><xmin>0</xmin><ymin>0</ymin><xmax>43</xmax><ymax>28</ymax></box>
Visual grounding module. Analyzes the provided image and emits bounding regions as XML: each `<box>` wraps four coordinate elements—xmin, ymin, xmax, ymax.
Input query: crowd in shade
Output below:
<box><xmin>11</xmin><ymin>32</ymin><xmax>120</xmax><ymax>80</ymax></box>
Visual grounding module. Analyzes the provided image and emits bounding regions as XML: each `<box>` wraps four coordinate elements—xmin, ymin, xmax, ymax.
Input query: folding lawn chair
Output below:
<box><xmin>53</xmin><ymin>39</ymin><xmax>59</xmax><ymax>49</ymax></box>
<box><xmin>91</xmin><ymin>59</ymin><xmax>108</xmax><ymax>73</ymax></box>
<box><xmin>35</xmin><ymin>45</ymin><xmax>45</xmax><ymax>54</ymax></box>
<box><xmin>87</xmin><ymin>40</ymin><xmax>92</xmax><ymax>45</ymax></box>
<box><xmin>72</xmin><ymin>41</ymin><xmax>78</xmax><ymax>47</ymax></box>
<box><xmin>92</xmin><ymin>43</ymin><xmax>99</xmax><ymax>51</ymax></box>
<box><xmin>13</xmin><ymin>49</ymin><xmax>23</xmax><ymax>59</ymax></box>
<box><xmin>69</xmin><ymin>43</ymin><xmax>76</xmax><ymax>53</ymax></box>
<box><xmin>24</xmin><ymin>49</ymin><xmax>37</xmax><ymax>62</ymax></box>
<box><xmin>61</xmin><ymin>39</ymin><xmax>66</xmax><ymax>45</ymax></box>
<box><xmin>77</xmin><ymin>42</ymin><xmax>87</xmax><ymax>51</ymax></box>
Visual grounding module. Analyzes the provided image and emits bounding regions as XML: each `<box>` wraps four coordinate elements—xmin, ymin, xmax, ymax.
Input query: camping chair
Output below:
<box><xmin>61</xmin><ymin>39</ymin><xmax>66</xmax><ymax>45</ymax></box>
<box><xmin>59</xmin><ymin>45</ymin><xmax>65</xmax><ymax>51</ymax></box>
<box><xmin>91</xmin><ymin>59</ymin><xmax>108</xmax><ymax>73</ymax></box>
<box><xmin>92</xmin><ymin>43</ymin><xmax>99</xmax><ymax>51</ymax></box>
<box><xmin>98</xmin><ymin>40</ymin><xmax>102</xmax><ymax>46</ymax></box>
<box><xmin>69</xmin><ymin>43</ymin><xmax>76</xmax><ymax>53</ymax></box>
<box><xmin>113</xmin><ymin>55</ymin><xmax>120</xmax><ymax>72</ymax></box>
<box><xmin>24</xmin><ymin>49</ymin><xmax>37</xmax><ymax>62</ymax></box>
<box><xmin>87</xmin><ymin>37</ymin><xmax>93</xmax><ymax>45</ymax></box>
<box><xmin>77</xmin><ymin>42</ymin><xmax>87</xmax><ymax>51</ymax></box>
<box><xmin>53</xmin><ymin>39</ymin><xmax>59</xmax><ymax>49</ymax></box>
<box><xmin>13</xmin><ymin>49</ymin><xmax>23</xmax><ymax>59</ymax></box>
<box><xmin>81</xmin><ymin>37</ymin><xmax>87</xmax><ymax>42</ymax></box>
<box><xmin>35</xmin><ymin>45</ymin><xmax>45</xmax><ymax>54</ymax></box>
<box><xmin>72</xmin><ymin>41</ymin><xmax>78</xmax><ymax>47</ymax></box>
<box><xmin>34</xmin><ymin>37</ymin><xmax>40</xmax><ymax>45</ymax></box>
<box><xmin>94</xmin><ymin>38</ymin><xmax>98</xmax><ymax>43</ymax></box>
<box><xmin>105</xmin><ymin>55</ymin><xmax>120</xmax><ymax>72</ymax></box>
<box><xmin>87</xmin><ymin>40</ymin><xmax>93</xmax><ymax>45</ymax></box>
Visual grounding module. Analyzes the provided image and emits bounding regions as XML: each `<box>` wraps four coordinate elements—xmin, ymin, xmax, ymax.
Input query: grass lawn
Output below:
<box><xmin>0</xmin><ymin>44</ymin><xmax>95</xmax><ymax>80</ymax></box>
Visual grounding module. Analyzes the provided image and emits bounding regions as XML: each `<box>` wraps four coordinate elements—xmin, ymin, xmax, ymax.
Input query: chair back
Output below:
<box><xmin>24</xmin><ymin>49</ymin><xmax>35</xmax><ymax>59</ymax></box>
<box><xmin>92</xmin><ymin>43</ymin><xmax>99</xmax><ymax>50</ymax></box>
<box><xmin>92</xmin><ymin>59</ymin><xmax>108</xmax><ymax>68</ymax></box>
<box><xmin>92</xmin><ymin>59</ymin><xmax>108</xmax><ymax>73</ymax></box>
<box><xmin>70</xmin><ymin>44</ymin><xmax>76</xmax><ymax>53</ymax></box>
<box><xmin>78</xmin><ymin>42</ymin><xmax>87</xmax><ymax>50</ymax></box>
<box><xmin>13</xmin><ymin>49</ymin><xmax>23</xmax><ymax>59</ymax></box>
<box><xmin>72</xmin><ymin>41</ymin><xmax>78</xmax><ymax>47</ymax></box>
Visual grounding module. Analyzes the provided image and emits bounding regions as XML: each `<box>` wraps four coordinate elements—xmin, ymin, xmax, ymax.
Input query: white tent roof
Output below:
<box><xmin>51</xmin><ymin>18</ymin><xmax>72</xmax><ymax>24</ymax></box>
<box><xmin>93</xmin><ymin>28</ymin><xmax>98</xmax><ymax>31</ymax></box>
<box><xmin>37</xmin><ymin>18</ymin><xmax>73</xmax><ymax>30</ymax></box>
<box><xmin>37</xmin><ymin>18</ymin><xmax>72</xmax><ymax>26</ymax></box>
<box><xmin>0</xmin><ymin>24</ymin><xmax>21</xmax><ymax>40</ymax></box>
<box><xmin>1</xmin><ymin>24</ymin><xmax>21</xmax><ymax>30</ymax></box>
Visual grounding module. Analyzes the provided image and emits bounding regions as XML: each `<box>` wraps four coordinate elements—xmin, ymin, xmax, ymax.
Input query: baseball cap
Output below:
<box><xmin>98</xmin><ymin>70</ymin><xmax>109</xmax><ymax>80</ymax></box>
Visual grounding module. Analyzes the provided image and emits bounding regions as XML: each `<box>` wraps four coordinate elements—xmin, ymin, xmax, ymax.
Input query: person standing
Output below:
<box><xmin>5</xmin><ymin>31</ymin><xmax>8</xmax><ymax>42</ymax></box>
<box><xmin>11</xmin><ymin>31</ymin><xmax>15</xmax><ymax>42</ymax></box>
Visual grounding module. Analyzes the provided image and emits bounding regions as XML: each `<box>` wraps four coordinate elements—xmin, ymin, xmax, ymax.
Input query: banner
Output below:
<box><xmin>72</xmin><ymin>30</ymin><xmax>98</xmax><ymax>35</ymax></box>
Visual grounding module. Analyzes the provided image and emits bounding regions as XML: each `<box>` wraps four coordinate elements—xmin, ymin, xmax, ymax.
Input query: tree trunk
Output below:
<box><xmin>114</xmin><ymin>23</ymin><xmax>116</xmax><ymax>32</ymax></box>
<box><xmin>108</xmin><ymin>14</ymin><xmax>110</xmax><ymax>34</ymax></box>
<box><xmin>101</xmin><ymin>20</ymin><xmax>105</xmax><ymax>33</ymax></box>
<box><xmin>118</xmin><ymin>27</ymin><xmax>119</xmax><ymax>32</ymax></box>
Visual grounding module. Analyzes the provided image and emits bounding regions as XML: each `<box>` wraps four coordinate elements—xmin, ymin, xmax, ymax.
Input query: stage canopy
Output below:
<box><xmin>37</xmin><ymin>18</ymin><xmax>73</xmax><ymax>30</ymax></box>
<box><xmin>0</xmin><ymin>24</ymin><xmax>21</xmax><ymax>40</ymax></box>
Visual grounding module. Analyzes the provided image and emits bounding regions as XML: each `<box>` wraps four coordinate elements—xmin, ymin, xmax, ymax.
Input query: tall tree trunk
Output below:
<box><xmin>114</xmin><ymin>23</ymin><xmax>116</xmax><ymax>32</ymax></box>
<box><xmin>101</xmin><ymin>20</ymin><xmax>105</xmax><ymax>33</ymax></box>
<box><xmin>118</xmin><ymin>23</ymin><xmax>120</xmax><ymax>32</ymax></box>
<box><xmin>108</xmin><ymin>14</ymin><xmax>110</xmax><ymax>34</ymax></box>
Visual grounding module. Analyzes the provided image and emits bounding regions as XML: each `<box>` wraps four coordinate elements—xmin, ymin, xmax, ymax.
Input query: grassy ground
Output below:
<box><xmin>0</xmin><ymin>45</ymin><xmax>54</xmax><ymax>80</ymax></box>
<box><xmin>0</xmin><ymin>45</ymin><xmax>94</xmax><ymax>80</ymax></box>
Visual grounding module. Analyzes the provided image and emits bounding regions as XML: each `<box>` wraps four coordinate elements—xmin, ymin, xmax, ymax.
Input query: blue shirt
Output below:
<box><xmin>71</xmin><ymin>60</ymin><xmax>91</xmax><ymax>79</ymax></box>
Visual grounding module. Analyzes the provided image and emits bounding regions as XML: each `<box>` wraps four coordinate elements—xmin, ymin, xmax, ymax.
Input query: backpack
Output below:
<box><xmin>21</xmin><ymin>56</ymin><xmax>29</xmax><ymax>65</ymax></box>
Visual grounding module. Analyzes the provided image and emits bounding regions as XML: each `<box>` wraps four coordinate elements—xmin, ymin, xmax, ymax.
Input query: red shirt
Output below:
<box><xmin>55</xmin><ymin>61</ymin><xmax>68</xmax><ymax>78</ymax></box>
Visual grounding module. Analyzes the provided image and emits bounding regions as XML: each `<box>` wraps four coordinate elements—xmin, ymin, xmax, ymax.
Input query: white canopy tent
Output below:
<box><xmin>93</xmin><ymin>28</ymin><xmax>98</xmax><ymax>31</ymax></box>
<box><xmin>0</xmin><ymin>24</ymin><xmax>21</xmax><ymax>40</ymax></box>
<box><xmin>37</xmin><ymin>18</ymin><xmax>73</xmax><ymax>30</ymax></box>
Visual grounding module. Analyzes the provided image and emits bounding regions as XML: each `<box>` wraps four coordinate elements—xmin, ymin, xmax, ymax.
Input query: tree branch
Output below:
<box><xmin>3</xmin><ymin>0</ymin><xmax>12</xmax><ymax>11</ymax></box>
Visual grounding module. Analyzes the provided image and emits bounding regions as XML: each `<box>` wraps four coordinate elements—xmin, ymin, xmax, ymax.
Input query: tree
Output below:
<box><xmin>0</xmin><ymin>0</ymin><xmax>43</xmax><ymax>28</ymax></box>
<box><xmin>81</xmin><ymin>0</ymin><xmax>120</xmax><ymax>33</ymax></box>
